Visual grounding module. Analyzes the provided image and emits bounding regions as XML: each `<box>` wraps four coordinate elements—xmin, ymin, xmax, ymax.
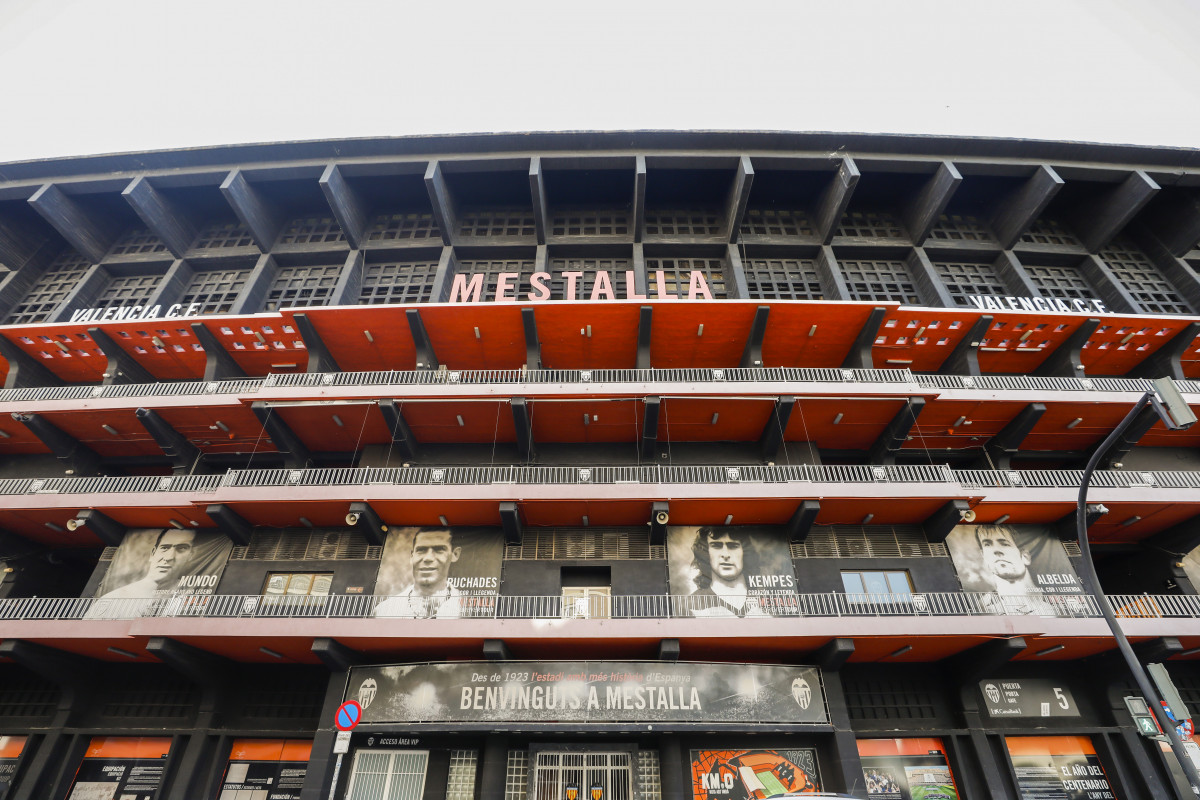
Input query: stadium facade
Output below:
<box><xmin>0</xmin><ymin>131</ymin><xmax>1199</xmax><ymax>798</ymax></box>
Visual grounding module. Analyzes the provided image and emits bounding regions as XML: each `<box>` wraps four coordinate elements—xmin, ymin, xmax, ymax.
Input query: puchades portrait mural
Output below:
<box><xmin>373</xmin><ymin>527</ymin><xmax>502</xmax><ymax>618</ymax></box>
<box><xmin>94</xmin><ymin>528</ymin><xmax>233</xmax><ymax>600</ymax></box>
<box><xmin>945</xmin><ymin>524</ymin><xmax>1085</xmax><ymax>615</ymax></box>
<box><xmin>667</xmin><ymin>526</ymin><xmax>797</xmax><ymax>617</ymax></box>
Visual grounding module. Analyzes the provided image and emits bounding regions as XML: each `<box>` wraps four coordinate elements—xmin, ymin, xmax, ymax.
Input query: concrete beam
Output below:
<box><xmin>219</xmin><ymin>170</ymin><xmax>281</xmax><ymax>251</ymax></box>
<box><xmin>122</xmin><ymin>176</ymin><xmax>198</xmax><ymax>258</ymax></box>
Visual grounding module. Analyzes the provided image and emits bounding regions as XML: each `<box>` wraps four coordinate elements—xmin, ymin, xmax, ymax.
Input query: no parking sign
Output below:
<box><xmin>335</xmin><ymin>700</ymin><xmax>362</xmax><ymax>731</ymax></box>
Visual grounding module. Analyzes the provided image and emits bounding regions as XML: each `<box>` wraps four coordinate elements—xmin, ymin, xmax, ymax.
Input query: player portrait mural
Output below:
<box><xmin>373</xmin><ymin>527</ymin><xmax>502</xmax><ymax>618</ymax></box>
<box><xmin>667</xmin><ymin>526</ymin><xmax>797</xmax><ymax>617</ymax></box>
<box><xmin>946</xmin><ymin>524</ymin><xmax>1083</xmax><ymax>614</ymax></box>
<box><xmin>94</xmin><ymin>528</ymin><xmax>233</xmax><ymax>600</ymax></box>
<box><xmin>690</xmin><ymin>749</ymin><xmax>821</xmax><ymax>799</ymax></box>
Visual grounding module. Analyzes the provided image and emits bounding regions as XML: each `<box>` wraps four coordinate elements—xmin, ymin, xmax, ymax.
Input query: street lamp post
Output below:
<box><xmin>1072</xmin><ymin>378</ymin><xmax>1200</xmax><ymax>795</ymax></box>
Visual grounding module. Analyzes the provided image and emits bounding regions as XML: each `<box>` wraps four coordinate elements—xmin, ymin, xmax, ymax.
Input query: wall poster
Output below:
<box><xmin>66</xmin><ymin>738</ymin><xmax>171</xmax><ymax>800</ymax></box>
<box><xmin>1005</xmin><ymin>736</ymin><xmax>1116</xmax><ymax>800</ymax></box>
<box><xmin>667</xmin><ymin>526</ymin><xmax>798</xmax><ymax>617</ymax></box>
<box><xmin>945</xmin><ymin>525</ymin><xmax>1084</xmax><ymax>615</ymax></box>
<box><xmin>857</xmin><ymin>739</ymin><xmax>960</xmax><ymax>800</ymax></box>
<box><xmin>689</xmin><ymin>749</ymin><xmax>821</xmax><ymax>799</ymax></box>
<box><xmin>345</xmin><ymin>661</ymin><xmax>827</xmax><ymax>725</ymax></box>
<box><xmin>0</xmin><ymin>736</ymin><xmax>26</xmax><ymax>800</ymax></box>
<box><xmin>218</xmin><ymin>739</ymin><xmax>311</xmax><ymax>800</ymax></box>
<box><xmin>90</xmin><ymin>528</ymin><xmax>233</xmax><ymax>617</ymax></box>
<box><xmin>373</xmin><ymin>527</ymin><xmax>502</xmax><ymax>619</ymax></box>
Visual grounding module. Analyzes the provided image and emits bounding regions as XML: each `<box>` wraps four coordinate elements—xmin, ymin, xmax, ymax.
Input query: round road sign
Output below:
<box><xmin>335</xmin><ymin>699</ymin><xmax>362</xmax><ymax>731</ymax></box>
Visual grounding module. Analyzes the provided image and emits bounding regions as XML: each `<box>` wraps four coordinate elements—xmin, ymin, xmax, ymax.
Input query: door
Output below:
<box><xmin>344</xmin><ymin>750</ymin><xmax>429</xmax><ymax>800</ymax></box>
<box><xmin>533</xmin><ymin>752</ymin><xmax>631</xmax><ymax>800</ymax></box>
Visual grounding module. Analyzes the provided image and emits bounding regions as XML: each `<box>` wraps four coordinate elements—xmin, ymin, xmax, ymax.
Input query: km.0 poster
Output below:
<box><xmin>218</xmin><ymin>739</ymin><xmax>311</xmax><ymax>800</ymax></box>
<box><xmin>690</xmin><ymin>749</ymin><xmax>821</xmax><ymax>799</ymax></box>
<box><xmin>373</xmin><ymin>527</ymin><xmax>502</xmax><ymax>618</ymax></box>
<box><xmin>667</xmin><ymin>526</ymin><xmax>798</xmax><ymax>617</ymax></box>
<box><xmin>946</xmin><ymin>525</ymin><xmax>1083</xmax><ymax>614</ymax></box>
<box><xmin>345</xmin><ymin>661</ymin><xmax>827</xmax><ymax>725</ymax></box>
<box><xmin>66</xmin><ymin>738</ymin><xmax>172</xmax><ymax>800</ymax></box>
<box><xmin>94</xmin><ymin>529</ymin><xmax>233</xmax><ymax>600</ymax></box>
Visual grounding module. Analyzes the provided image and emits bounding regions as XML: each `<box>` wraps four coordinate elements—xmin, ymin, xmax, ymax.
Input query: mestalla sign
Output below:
<box><xmin>344</xmin><ymin>661</ymin><xmax>827</xmax><ymax>725</ymax></box>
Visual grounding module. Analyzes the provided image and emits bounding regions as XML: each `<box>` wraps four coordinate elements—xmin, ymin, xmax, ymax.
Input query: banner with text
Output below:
<box><xmin>345</xmin><ymin>661</ymin><xmax>827</xmax><ymax>725</ymax></box>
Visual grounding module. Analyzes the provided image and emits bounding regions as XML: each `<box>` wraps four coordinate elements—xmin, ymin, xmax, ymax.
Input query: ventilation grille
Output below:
<box><xmin>100</xmin><ymin>546</ymin><xmax>118</xmax><ymax>561</ymax></box>
<box><xmin>1062</xmin><ymin>541</ymin><xmax>1082</xmax><ymax>557</ymax></box>
<box><xmin>645</xmin><ymin>209</ymin><xmax>722</xmax><ymax>236</ymax></box>
<box><xmin>6</xmin><ymin>250</ymin><xmax>92</xmax><ymax>324</ymax></box>
<box><xmin>505</xmin><ymin>529</ymin><xmax>662</xmax><ymax>560</ymax></box>
<box><xmin>550</xmin><ymin>211</ymin><xmax>630</xmax><ymax>237</ymax></box>
<box><xmin>265</xmin><ymin>264</ymin><xmax>342</xmax><ymax>310</ymax></box>
<box><xmin>99</xmin><ymin>681</ymin><xmax>197</xmax><ymax>719</ymax></box>
<box><xmin>1020</xmin><ymin>218</ymin><xmax>1081</xmax><ymax>247</ymax></box>
<box><xmin>279</xmin><ymin>215</ymin><xmax>345</xmax><ymax>245</ymax></box>
<box><xmin>837</xmin><ymin>211</ymin><xmax>907</xmax><ymax>240</ymax></box>
<box><xmin>645</xmin><ymin>258</ymin><xmax>727</xmax><ymax>298</ymax></box>
<box><xmin>928</xmin><ymin>214</ymin><xmax>995</xmax><ymax>242</ymax></box>
<box><xmin>237</xmin><ymin>530</ymin><xmax>381</xmax><ymax>561</ymax></box>
<box><xmin>1101</xmin><ymin>238</ymin><xmax>1192</xmax><ymax>314</ymax></box>
<box><xmin>109</xmin><ymin>227</ymin><xmax>168</xmax><ymax>257</ymax></box>
<box><xmin>360</xmin><ymin>261</ymin><xmax>440</xmax><ymax>304</ymax></box>
<box><xmin>792</xmin><ymin>526</ymin><xmax>948</xmax><ymax>558</ymax></box>
<box><xmin>1025</xmin><ymin>263</ymin><xmax>1096</xmax><ymax>301</ymax></box>
<box><xmin>193</xmin><ymin>220</ymin><xmax>255</xmax><ymax>249</ymax></box>
<box><xmin>744</xmin><ymin>258</ymin><xmax>823</xmax><ymax>300</ymax></box>
<box><xmin>841</xmin><ymin>259</ymin><xmax>920</xmax><ymax>304</ymax></box>
<box><xmin>844</xmin><ymin>676</ymin><xmax>938</xmax><ymax>720</ymax></box>
<box><xmin>367</xmin><ymin>211</ymin><xmax>440</xmax><ymax>241</ymax></box>
<box><xmin>459</xmin><ymin>210</ymin><xmax>536</xmax><ymax>238</ymax></box>
<box><xmin>234</xmin><ymin>673</ymin><xmax>326</xmax><ymax>720</ymax></box>
<box><xmin>0</xmin><ymin>676</ymin><xmax>59</xmax><ymax>718</ymax></box>
<box><xmin>97</xmin><ymin>273</ymin><xmax>161</xmax><ymax>308</ymax></box>
<box><xmin>740</xmin><ymin>208</ymin><xmax>814</xmax><ymax>237</ymax></box>
<box><xmin>181</xmin><ymin>267</ymin><xmax>250</xmax><ymax>314</ymax></box>
<box><xmin>935</xmin><ymin>260</ymin><xmax>1009</xmax><ymax>306</ymax></box>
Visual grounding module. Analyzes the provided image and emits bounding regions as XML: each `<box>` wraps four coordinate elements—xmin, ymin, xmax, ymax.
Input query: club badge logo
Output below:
<box><xmin>565</xmin><ymin>785</ymin><xmax>579</xmax><ymax>800</ymax></box>
<box><xmin>984</xmin><ymin>683</ymin><xmax>1001</xmax><ymax>704</ymax></box>
<box><xmin>358</xmin><ymin>678</ymin><xmax>378</xmax><ymax>709</ymax></box>
<box><xmin>591</xmin><ymin>785</ymin><xmax>603</xmax><ymax>800</ymax></box>
<box><xmin>791</xmin><ymin>677</ymin><xmax>811</xmax><ymax>710</ymax></box>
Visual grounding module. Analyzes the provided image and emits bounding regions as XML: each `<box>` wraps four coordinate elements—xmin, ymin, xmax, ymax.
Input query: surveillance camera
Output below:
<box><xmin>961</xmin><ymin>509</ymin><xmax>976</xmax><ymax>523</ymax></box>
<box><xmin>654</xmin><ymin>510</ymin><xmax>669</xmax><ymax>526</ymax></box>
<box><xmin>66</xmin><ymin>518</ymin><xmax>83</xmax><ymax>531</ymax></box>
<box><xmin>345</xmin><ymin>512</ymin><xmax>360</xmax><ymax>526</ymax></box>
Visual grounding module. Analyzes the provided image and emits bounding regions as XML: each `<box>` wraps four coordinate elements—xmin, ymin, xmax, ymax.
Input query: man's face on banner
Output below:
<box><xmin>411</xmin><ymin>529</ymin><xmax>461</xmax><ymax>591</ymax></box>
<box><xmin>707</xmin><ymin>533</ymin><xmax>745</xmax><ymax>583</ymax></box>
<box><xmin>976</xmin><ymin>527</ymin><xmax>1030</xmax><ymax>581</ymax></box>
<box><xmin>149</xmin><ymin>530</ymin><xmax>195</xmax><ymax>586</ymax></box>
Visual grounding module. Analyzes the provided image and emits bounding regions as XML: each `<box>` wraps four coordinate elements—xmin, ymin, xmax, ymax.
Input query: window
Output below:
<box><xmin>841</xmin><ymin>571</ymin><xmax>913</xmax><ymax>601</ymax></box>
<box><xmin>562</xmin><ymin>586</ymin><xmax>611</xmax><ymax>619</ymax></box>
<box><xmin>264</xmin><ymin>573</ymin><xmax>333</xmax><ymax>597</ymax></box>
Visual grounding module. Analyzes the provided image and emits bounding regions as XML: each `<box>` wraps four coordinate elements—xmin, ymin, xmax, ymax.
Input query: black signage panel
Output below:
<box><xmin>1011</xmin><ymin>754</ymin><xmax>1115</xmax><ymax>800</ymax></box>
<box><xmin>0</xmin><ymin>759</ymin><xmax>18</xmax><ymax>800</ymax></box>
<box><xmin>346</xmin><ymin>661</ymin><xmax>827</xmax><ymax>724</ymax></box>
<box><xmin>979</xmin><ymin>679</ymin><xmax>1079</xmax><ymax>718</ymax></box>
<box><xmin>67</xmin><ymin>759</ymin><xmax>166</xmax><ymax>800</ymax></box>
<box><xmin>219</xmin><ymin>761</ymin><xmax>306</xmax><ymax>800</ymax></box>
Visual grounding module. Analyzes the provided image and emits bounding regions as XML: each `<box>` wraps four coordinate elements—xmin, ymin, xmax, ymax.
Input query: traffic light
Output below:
<box><xmin>1126</xmin><ymin>696</ymin><xmax>1162</xmax><ymax>738</ymax></box>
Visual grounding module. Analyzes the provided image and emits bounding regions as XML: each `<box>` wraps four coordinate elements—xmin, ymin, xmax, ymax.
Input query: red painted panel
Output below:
<box><xmin>200</xmin><ymin>316</ymin><xmax>308</xmax><ymax>377</ymax></box>
<box><xmin>417</xmin><ymin>305</ymin><xmax>528</xmax><ymax>369</ymax></box>
<box><xmin>650</xmin><ymin>302</ymin><xmax>761</xmax><ymax>368</ymax></box>
<box><xmin>400</xmin><ymin>400</ymin><xmax>516</xmax><ymax>443</ymax></box>
<box><xmin>762</xmin><ymin>303</ymin><xmax>898</xmax><ymax>368</ymax></box>
<box><xmin>534</xmin><ymin>304</ymin><xmax>643</xmax><ymax>369</ymax></box>
<box><xmin>782</xmin><ymin>398</ymin><xmax>906</xmax><ymax>450</ymax></box>
<box><xmin>274</xmin><ymin>403</ymin><xmax>393</xmax><ymax>452</ymax></box>
<box><xmin>873</xmin><ymin>309</ymin><xmax>977</xmax><ymax>372</ymax></box>
<box><xmin>283</xmin><ymin>307</ymin><xmax>418</xmax><ymax>372</ymax></box>
<box><xmin>905</xmin><ymin>400</ymin><xmax>1027</xmax><ymax>451</ymax></box>
<box><xmin>528</xmin><ymin>399</ymin><xmax>643</xmax><ymax>444</ymax></box>
<box><xmin>1082</xmin><ymin>317</ymin><xmax>1195</xmax><ymax>376</ymax></box>
<box><xmin>661</xmin><ymin>397</ymin><xmax>775</xmax><ymax>442</ymax></box>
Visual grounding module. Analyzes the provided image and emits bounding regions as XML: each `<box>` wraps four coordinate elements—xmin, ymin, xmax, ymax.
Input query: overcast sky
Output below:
<box><xmin>1</xmin><ymin>0</ymin><xmax>1198</xmax><ymax>164</ymax></box>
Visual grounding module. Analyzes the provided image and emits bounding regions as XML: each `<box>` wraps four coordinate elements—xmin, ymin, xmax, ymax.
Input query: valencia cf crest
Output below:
<box><xmin>591</xmin><ymin>784</ymin><xmax>603</xmax><ymax>800</ymax></box>
<box><xmin>565</xmin><ymin>785</ymin><xmax>579</xmax><ymax>800</ymax></box>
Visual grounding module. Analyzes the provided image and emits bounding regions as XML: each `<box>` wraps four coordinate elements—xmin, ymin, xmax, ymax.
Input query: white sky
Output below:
<box><xmin>1</xmin><ymin>0</ymin><xmax>1198</xmax><ymax>164</ymax></box>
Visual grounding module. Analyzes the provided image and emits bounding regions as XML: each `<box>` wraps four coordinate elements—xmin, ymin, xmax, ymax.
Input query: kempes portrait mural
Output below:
<box><xmin>94</xmin><ymin>528</ymin><xmax>233</xmax><ymax>600</ymax></box>
<box><xmin>946</xmin><ymin>524</ymin><xmax>1084</xmax><ymax>614</ymax></box>
<box><xmin>373</xmin><ymin>527</ymin><xmax>502</xmax><ymax>618</ymax></box>
<box><xmin>667</xmin><ymin>526</ymin><xmax>797</xmax><ymax>617</ymax></box>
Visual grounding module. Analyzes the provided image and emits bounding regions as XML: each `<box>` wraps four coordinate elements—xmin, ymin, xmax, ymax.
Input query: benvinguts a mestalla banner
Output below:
<box><xmin>344</xmin><ymin>662</ymin><xmax>827</xmax><ymax>725</ymax></box>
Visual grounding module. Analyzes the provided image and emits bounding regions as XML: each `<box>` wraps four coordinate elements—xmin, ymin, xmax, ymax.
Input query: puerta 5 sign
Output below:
<box><xmin>344</xmin><ymin>661</ymin><xmax>827</xmax><ymax>725</ymax></box>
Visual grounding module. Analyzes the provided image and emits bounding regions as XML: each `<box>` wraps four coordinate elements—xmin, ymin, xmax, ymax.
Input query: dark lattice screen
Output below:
<box><xmin>844</xmin><ymin>675</ymin><xmax>939</xmax><ymax>721</ymax></box>
<box><xmin>232</xmin><ymin>669</ymin><xmax>326</xmax><ymax>720</ymax></box>
<box><xmin>645</xmin><ymin>258</ymin><xmax>727</xmax><ymax>298</ymax></box>
<box><xmin>98</xmin><ymin>677</ymin><xmax>198</xmax><ymax>719</ymax></box>
<box><xmin>836</xmin><ymin>211</ymin><xmax>908</xmax><ymax>239</ymax></box>
<box><xmin>96</xmin><ymin>273</ymin><xmax>161</xmax><ymax>309</ymax></box>
<box><xmin>108</xmin><ymin>227</ymin><xmax>168</xmax><ymax>257</ymax></box>
<box><xmin>6</xmin><ymin>250</ymin><xmax>92</xmax><ymax>324</ymax></box>
<box><xmin>792</xmin><ymin>526</ymin><xmax>948</xmax><ymax>558</ymax></box>
<box><xmin>360</xmin><ymin>261</ymin><xmax>440</xmax><ymax>304</ymax></box>
<box><xmin>505</xmin><ymin>529</ymin><xmax>662</xmax><ymax>560</ymax></box>
<box><xmin>458</xmin><ymin>209</ymin><xmax>536</xmax><ymax>237</ymax></box>
<box><xmin>744</xmin><ymin>258</ymin><xmax>823</xmax><ymax>300</ymax></box>
<box><xmin>453</xmin><ymin>260</ymin><xmax>537</xmax><ymax>299</ymax></box>
<box><xmin>367</xmin><ymin>211</ymin><xmax>441</xmax><ymax>242</ymax></box>
<box><xmin>927</xmin><ymin>214</ymin><xmax>996</xmax><ymax>243</ymax></box>
<box><xmin>935</xmin><ymin>261</ymin><xmax>1009</xmax><ymax>307</ymax></box>
<box><xmin>1101</xmin><ymin>238</ymin><xmax>1192</xmax><ymax>314</ymax></box>
<box><xmin>549</xmin><ymin>258</ymin><xmax>634</xmax><ymax>300</ymax></box>
<box><xmin>550</xmin><ymin>211</ymin><xmax>630</xmax><ymax>237</ymax></box>
<box><xmin>841</xmin><ymin>258</ymin><xmax>921</xmax><ymax>304</ymax></box>
<box><xmin>1024</xmin><ymin>263</ymin><xmax>1097</xmax><ymax>301</ymax></box>
<box><xmin>740</xmin><ymin>208</ymin><xmax>814</xmax><ymax>237</ymax></box>
<box><xmin>0</xmin><ymin>675</ymin><xmax>59</xmax><ymax>718</ymax></box>
<box><xmin>279</xmin><ymin>215</ymin><xmax>345</xmax><ymax>245</ymax></box>
<box><xmin>192</xmin><ymin>220</ymin><xmax>256</xmax><ymax>250</ymax></box>
<box><xmin>265</xmin><ymin>264</ymin><xmax>342</xmax><ymax>310</ymax></box>
<box><xmin>1020</xmin><ymin>218</ymin><xmax>1082</xmax><ymax>247</ymax></box>
<box><xmin>180</xmin><ymin>267</ymin><xmax>250</xmax><ymax>314</ymax></box>
<box><xmin>238</xmin><ymin>529</ymin><xmax>380</xmax><ymax>560</ymax></box>
<box><xmin>645</xmin><ymin>209</ymin><xmax>722</xmax><ymax>236</ymax></box>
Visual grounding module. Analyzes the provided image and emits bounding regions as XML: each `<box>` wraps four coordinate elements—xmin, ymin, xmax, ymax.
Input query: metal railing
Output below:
<box><xmin>0</xmin><ymin>591</ymin><xmax>1132</xmax><ymax>622</ymax></box>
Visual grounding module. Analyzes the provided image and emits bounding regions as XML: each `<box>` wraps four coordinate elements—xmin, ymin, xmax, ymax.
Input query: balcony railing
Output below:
<box><xmin>0</xmin><ymin>367</ymin><xmax>1196</xmax><ymax>406</ymax></box>
<box><xmin>6</xmin><ymin>591</ymin><xmax>1181</xmax><ymax>623</ymax></box>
